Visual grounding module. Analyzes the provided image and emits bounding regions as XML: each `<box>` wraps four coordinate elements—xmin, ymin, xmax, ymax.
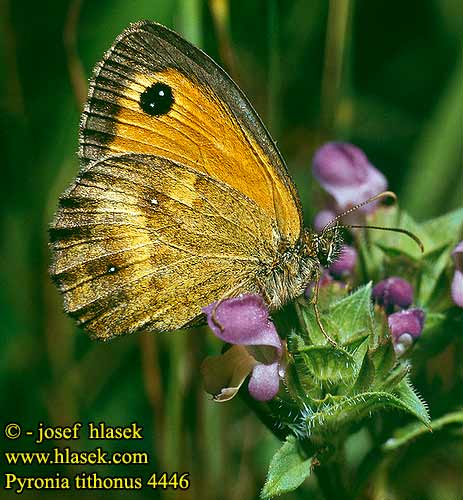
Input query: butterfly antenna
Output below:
<box><xmin>341</xmin><ymin>224</ymin><xmax>424</xmax><ymax>253</ymax></box>
<box><xmin>320</xmin><ymin>188</ymin><xmax>424</xmax><ymax>253</ymax></box>
<box><xmin>321</xmin><ymin>191</ymin><xmax>397</xmax><ymax>234</ymax></box>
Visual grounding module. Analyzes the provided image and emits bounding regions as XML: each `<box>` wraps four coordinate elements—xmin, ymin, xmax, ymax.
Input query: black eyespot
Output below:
<box><xmin>139</xmin><ymin>83</ymin><xmax>174</xmax><ymax>116</ymax></box>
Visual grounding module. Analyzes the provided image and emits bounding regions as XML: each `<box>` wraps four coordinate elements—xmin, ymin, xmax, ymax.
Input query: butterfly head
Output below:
<box><xmin>307</xmin><ymin>225</ymin><xmax>344</xmax><ymax>268</ymax></box>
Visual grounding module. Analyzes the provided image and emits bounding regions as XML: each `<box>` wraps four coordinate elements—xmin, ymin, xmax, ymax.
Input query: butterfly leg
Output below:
<box><xmin>210</xmin><ymin>300</ymin><xmax>225</xmax><ymax>332</ymax></box>
<box><xmin>312</xmin><ymin>269</ymin><xmax>337</xmax><ymax>347</ymax></box>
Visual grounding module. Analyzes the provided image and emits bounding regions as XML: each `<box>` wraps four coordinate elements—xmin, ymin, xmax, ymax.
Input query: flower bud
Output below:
<box><xmin>373</xmin><ymin>277</ymin><xmax>414</xmax><ymax>312</ymax></box>
<box><xmin>312</xmin><ymin>142</ymin><xmax>387</xmax><ymax>213</ymax></box>
<box><xmin>328</xmin><ymin>245</ymin><xmax>357</xmax><ymax>278</ymax></box>
<box><xmin>388</xmin><ymin>308</ymin><xmax>425</xmax><ymax>355</ymax></box>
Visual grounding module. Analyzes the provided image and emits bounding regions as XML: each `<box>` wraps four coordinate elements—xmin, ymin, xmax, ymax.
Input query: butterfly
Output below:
<box><xmin>49</xmin><ymin>21</ymin><xmax>343</xmax><ymax>340</ymax></box>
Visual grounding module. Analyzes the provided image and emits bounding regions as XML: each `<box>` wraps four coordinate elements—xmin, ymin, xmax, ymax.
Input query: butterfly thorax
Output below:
<box><xmin>261</xmin><ymin>227</ymin><xmax>343</xmax><ymax>310</ymax></box>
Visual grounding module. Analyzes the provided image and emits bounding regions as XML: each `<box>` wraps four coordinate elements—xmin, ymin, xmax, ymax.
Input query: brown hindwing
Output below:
<box><xmin>50</xmin><ymin>153</ymin><xmax>277</xmax><ymax>339</ymax></box>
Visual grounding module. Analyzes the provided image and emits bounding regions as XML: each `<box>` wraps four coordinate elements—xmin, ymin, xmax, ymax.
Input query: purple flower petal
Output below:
<box><xmin>312</xmin><ymin>142</ymin><xmax>387</xmax><ymax>213</ymax></box>
<box><xmin>203</xmin><ymin>295</ymin><xmax>282</xmax><ymax>353</ymax></box>
<box><xmin>248</xmin><ymin>361</ymin><xmax>280</xmax><ymax>401</ymax></box>
<box><xmin>314</xmin><ymin>209</ymin><xmax>337</xmax><ymax>232</ymax></box>
<box><xmin>451</xmin><ymin>270</ymin><xmax>463</xmax><ymax>308</ymax></box>
<box><xmin>313</xmin><ymin>142</ymin><xmax>369</xmax><ymax>186</ymax></box>
<box><xmin>388</xmin><ymin>308</ymin><xmax>425</xmax><ymax>341</ymax></box>
<box><xmin>373</xmin><ymin>277</ymin><xmax>414</xmax><ymax>311</ymax></box>
<box><xmin>328</xmin><ymin>245</ymin><xmax>357</xmax><ymax>277</ymax></box>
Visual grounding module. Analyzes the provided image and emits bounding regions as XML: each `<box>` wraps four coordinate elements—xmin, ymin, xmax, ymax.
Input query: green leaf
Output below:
<box><xmin>421</xmin><ymin>311</ymin><xmax>447</xmax><ymax>333</ymax></box>
<box><xmin>361</xmin><ymin>207</ymin><xmax>463</xmax><ymax>306</ymax></box>
<box><xmin>287</xmin><ymin>332</ymin><xmax>306</xmax><ymax>352</ymax></box>
<box><xmin>392</xmin><ymin>378</ymin><xmax>430</xmax><ymax>427</ymax></box>
<box><xmin>295</xmin><ymin>284</ymin><xmax>368</xmax><ymax>346</ymax></box>
<box><xmin>413</xmin><ymin>311</ymin><xmax>460</xmax><ymax>361</ymax></box>
<box><xmin>286</xmin><ymin>356</ymin><xmax>319</xmax><ymax>403</ymax></box>
<box><xmin>383</xmin><ymin>410</ymin><xmax>463</xmax><ymax>451</ymax></box>
<box><xmin>418</xmin><ymin>246</ymin><xmax>454</xmax><ymax>305</ymax></box>
<box><xmin>421</xmin><ymin>207</ymin><xmax>463</xmax><ymax>252</ymax></box>
<box><xmin>306</xmin><ymin>391</ymin><xmax>430</xmax><ymax>436</ymax></box>
<box><xmin>356</xmin><ymin>228</ymin><xmax>384</xmax><ymax>280</ymax></box>
<box><xmin>260</xmin><ymin>436</ymin><xmax>312</xmax><ymax>499</ymax></box>
<box><xmin>296</xmin><ymin>299</ymin><xmax>340</xmax><ymax>346</ymax></box>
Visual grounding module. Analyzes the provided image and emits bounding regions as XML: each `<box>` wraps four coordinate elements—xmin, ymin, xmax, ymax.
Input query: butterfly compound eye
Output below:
<box><xmin>139</xmin><ymin>82</ymin><xmax>174</xmax><ymax>116</ymax></box>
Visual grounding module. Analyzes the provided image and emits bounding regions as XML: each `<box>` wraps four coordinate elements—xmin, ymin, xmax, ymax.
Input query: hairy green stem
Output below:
<box><xmin>314</xmin><ymin>450</ymin><xmax>352</xmax><ymax>500</ymax></box>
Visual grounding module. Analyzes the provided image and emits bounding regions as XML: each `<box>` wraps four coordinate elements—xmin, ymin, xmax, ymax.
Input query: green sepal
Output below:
<box><xmin>327</xmin><ymin>283</ymin><xmax>376</xmax><ymax>344</ymax></box>
<box><xmin>298</xmin><ymin>345</ymin><xmax>356</xmax><ymax>384</ymax></box>
<box><xmin>351</xmin><ymin>351</ymin><xmax>375</xmax><ymax>394</ymax></box>
<box><xmin>378</xmin><ymin>361</ymin><xmax>410</xmax><ymax>392</ymax></box>
<box><xmin>368</xmin><ymin>338</ymin><xmax>396</xmax><ymax>388</ymax></box>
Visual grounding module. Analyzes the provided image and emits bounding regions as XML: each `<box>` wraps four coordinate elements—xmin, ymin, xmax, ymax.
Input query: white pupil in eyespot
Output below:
<box><xmin>158</xmin><ymin>90</ymin><xmax>165</xmax><ymax>97</ymax></box>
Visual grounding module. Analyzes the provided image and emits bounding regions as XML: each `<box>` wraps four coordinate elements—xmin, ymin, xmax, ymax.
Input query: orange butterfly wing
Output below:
<box><xmin>80</xmin><ymin>21</ymin><xmax>302</xmax><ymax>243</ymax></box>
<box><xmin>50</xmin><ymin>22</ymin><xmax>308</xmax><ymax>339</ymax></box>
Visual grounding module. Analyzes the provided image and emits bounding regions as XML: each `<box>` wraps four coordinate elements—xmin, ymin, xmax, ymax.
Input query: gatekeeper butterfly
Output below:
<box><xmin>50</xmin><ymin>21</ymin><xmax>345</xmax><ymax>340</ymax></box>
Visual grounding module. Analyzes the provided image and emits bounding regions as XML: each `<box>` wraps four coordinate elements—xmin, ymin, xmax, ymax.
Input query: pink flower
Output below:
<box><xmin>312</xmin><ymin>142</ymin><xmax>387</xmax><ymax>213</ymax></box>
<box><xmin>200</xmin><ymin>295</ymin><xmax>285</xmax><ymax>402</ymax></box>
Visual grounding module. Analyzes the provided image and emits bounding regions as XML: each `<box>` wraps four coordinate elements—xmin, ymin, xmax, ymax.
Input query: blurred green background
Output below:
<box><xmin>0</xmin><ymin>0</ymin><xmax>462</xmax><ymax>499</ymax></box>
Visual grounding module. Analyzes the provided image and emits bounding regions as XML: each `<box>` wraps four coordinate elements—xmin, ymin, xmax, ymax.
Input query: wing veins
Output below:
<box><xmin>99</xmin><ymin>161</ymin><xmax>264</xmax><ymax>244</ymax></box>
